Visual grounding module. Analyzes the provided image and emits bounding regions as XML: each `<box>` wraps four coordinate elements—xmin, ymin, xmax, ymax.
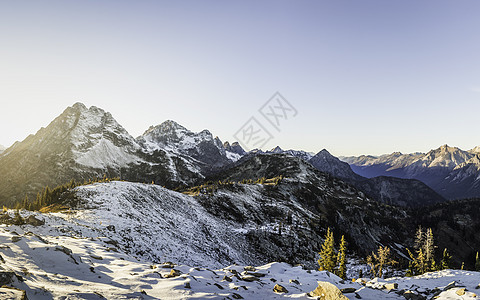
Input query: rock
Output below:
<box><xmin>106</xmin><ymin>225</ymin><xmax>115</xmax><ymax>232</ymax></box>
<box><xmin>444</xmin><ymin>280</ymin><xmax>457</xmax><ymax>291</ymax></box>
<box><xmin>164</xmin><ymin>269</ymin><xmax>181</xmax><ymax>278</ymax></box>
<box><xmin>309</xmin><ymin>281</ymin><xmax>348</xmax><ymax>299</ymax></box>
<box><xmin>11</xmin><ymin>236</ymin><xmax>21</xmax><ymax>243</ymax></box>
<box><xmin>456</xmin><ymin>288</ymin><xmax>466</xmax><ymax>296</ymax></box>
<box><xmin>355</xmin><ymin>293</ymin><xmax>362</xmax><ymax>299</ymax></box>
<box><xmin>384</xmin><ymin>283</ymin><xmax>398</xmax><ymax>290</ymax></box>
<box><xmin>90</xmin><ymin>255</ymin><xmax>103</xmax><ymax>260</ymax></box>
<box><xmin>341</xmin><ymin>287</ymin><xmax>357</xmax><ymax>293</ymax></box>
<box><xmin>54</xmin><ymin>245</ymin><xmax>72</xmax><ymax>255</ymax></box>
<box><xmin>161</xmin><ymin>262</ymin><xmax>175</xmax><ymax>268</ymax></box>
<box><xmin>184</xmin><ymin>282</ymin><xmax>191</xmax><ymax>289</ymax></box>
<box><xmin>244</xmin><ymin>266</ymin><xmax>256</xmax><ymax>272</ymax></box>
<box><xmin>403</xmin><ymin>290</ymin><xmax>426</xmax><ymax>300</ymax></box>
<box><xmin>214</xmin><ymin>283</ymin><xmax>224</xmax><ymax>290</ymax></box>
<box><xmin>222</xmin><ymin>275</ymin><xmax>232</xmax><ymax>282</ymax></box>
<box><xmin>0</xmin><ymin>287</ymin><xmax>28</xmax><ymax>300</ymax></box>
<box><xmin>232</xmin><ymin>293</ymin><xmax>243</xmax><ymax>299</ymax></box>
<box><xmin>241</xmin><ymin>275</ymin><xmax>259</xmax><ymax>282</ymax></box>
<box><xmin>0</xmin><ymin>271</ymin><xmax>17</xmax><ymax>286</ymax></box>
<box><xmin>273</xmin><ymin>284</ymin><xmax>288</xmax><ymax>293</ymax></box>
<box><xmin>243</xmin><ymin>271</ymin><xmax>266</xmax><ymax>277</ymax></box>
<box><xmin>476</xmin><ymin>284</ymin><xmax>480</xmax><ymax>289</ymax></box>
<box><xmin>289</xmin><ymin>279</ymin><xmax>300</xmax><ymax>285</ymax></box>
<box><xmin>26</xmin><ymin>215</ymin><xmax>44</xmax><ymax>226</ymax></box>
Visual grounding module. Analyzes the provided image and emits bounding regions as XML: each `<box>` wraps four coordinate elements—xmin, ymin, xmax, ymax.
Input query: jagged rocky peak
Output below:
<box><xmin>223</xmin><ymin>141</ymin><xmax>246</xmax><ymax>156</ymax></box>
<box><xmin>469</xmin><ymin>145</ymin><xmax>480</xmax><ymax>154</ymax></box>
<box><xmin>138</xmin><ymin>120</ymin><xmax>232</xmax><ymax>168</ymax></box>
<box><xmin>270</xmin><ymin>146</ymin><xmax>284</xmax><ymax>153</ymax></box>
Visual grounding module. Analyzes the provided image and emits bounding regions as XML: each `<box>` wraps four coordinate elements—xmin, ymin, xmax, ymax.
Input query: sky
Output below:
<box><xmin>1</xmin><ymin>0</ymin><xmax>479</xmax><ymax>156</ymax></box>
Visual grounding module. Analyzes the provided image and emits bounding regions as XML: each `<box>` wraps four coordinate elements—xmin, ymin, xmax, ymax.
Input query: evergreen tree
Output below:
<box><xmin>440</xmin><ymin>248</ymin><xmax>452</xmax><ymax>270</ymax></box>
<box><xmin>336</xmin><ymin>235</ymin><xmax>347</xmax><ymax>279</ymax></box>
<box><xmin>318</xmin><ymin>228</ymin><xmax>336</xmax><ymax>272</ymax></box>
<box><xmin>475</xmin><ymin>252</ymin><xmax>480</xmax><ymax>271</ymax></box>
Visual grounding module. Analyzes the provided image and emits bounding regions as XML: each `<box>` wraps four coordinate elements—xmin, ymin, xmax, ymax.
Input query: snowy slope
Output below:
<box><xmin>2</xmin><ymin>223</ymin><xmax>479</xmax><ymax>299</ymax></box>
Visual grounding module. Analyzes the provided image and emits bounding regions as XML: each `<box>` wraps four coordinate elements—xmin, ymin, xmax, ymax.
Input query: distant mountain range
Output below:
<box><xmin>1</xmin><ymin>102</ymin><xmax>480</xmax><ymax>268</ymax></box>
<box><xmin>0</xmin><ymin>102</ymin><xmax>452</xmax><ymax>208</ymax></box>
<box><xmin>341</xmin><ymin>145</ymin><xmax>480</xmax><ymax>199</ymax></box>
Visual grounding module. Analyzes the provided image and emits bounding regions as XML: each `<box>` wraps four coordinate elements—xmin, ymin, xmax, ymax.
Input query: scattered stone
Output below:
<box><xmin>54</xmin><ymin>245</ymin><xmax>72</xmax><ymax>255</ymax></box>
<box><xmin>355</xmin><ymin>292</ymin><xmax>362</xmax><ymax>299</ymax></box>
<box><xmin>214</xmin><ymin>283</ymin><xmax>224</xmax><ymax>290</ymax></box>
<box><xmin>161</xmin><ymin>262</ymin><xmax>175</xmax><ymax>268</ymax></box>
<box><xmin>341</xmin><ymin>287</ymin><xmax>357</xmax><ymax>293</ymax></box>
<box><xmin>222</xmin><ymin>275</ymin><xmax>232</xmax><ymax>282</ymax></box>
<box><xmin>308</xmin><ymin>281</ymin><xmax>348</xmax><ymax>299</ymax></box>
<box><xmin>273</xmin><ymin>284</ymin><xmax>288</xmax><ymax>293</ymax></box>
<box><xmin>244</xmin><ymin>266</ymin><xmax>256</xmax><ymax>272</ymax></box>
<box><xmin>90</xmin><ymin>255</ymin><xmax>103</xmax><ymax>260</ymax></box>
<box><xmin>476</xmin><ymin>284</ymin><xmax>480</xmax><ymax>289</ymax></box>
<box><xmin>403</xmin><ymin>290</ymin><xmax>426</xmax><ymax>300</ymax></box>
<box><xmin>26</xmin><ymin>215</ymin><xmax>45</xmax><ymax>226</ymax></box>
<box><xmin>244</xmin><ymin>271</ymin><xmax>266</xmax><ymax>278</ymax></box>
<box><xmin>232</xmin><ymin>293</ymin><xmax>243</xmax><ymax>299</ymax></box>
<box><xmin>456</xmin><ymin>288</ymin><xmax>466</xmax><ymax>296</ymax></box>
<box><xmin>184</xmin><ymin>282</ymin><xmax>191</xmax><ymax>289</ymax></box>
<box><xmin>444</xmin><ymin>281</ymin><xmax>457</xmax><ymax>291</ymax></box>
<box><xmin>164</xmin><ymin>269</ymin><xmax>181</xmax><ymax>278</ymax></box>
<box><xmin>11</xmin><ymin>236</ymin><xmax>22</xmax><ymax>243</ymax></box>
<box><xmin>270</xmin><ymin>278</ymin><xmax>277</xmax><ymax>282</ymax></box>
<box><xmin>384</xmin><ymin>283</ymin><xmax>398</xmax><ymax>290</ymax></box>
<box><xmin>289</xmin><ymin>279</ymin><xmax>300</xmax><ymax>285</ymax></box>
<box><xmin>241</xmin><ymin>275</ymin><xmax>259</xmax><ymax>282</ymax></box>
<box><xmin>106</xmin><ymin>225</ymin><xmax>115</xmax><ymax>232</ymax></box>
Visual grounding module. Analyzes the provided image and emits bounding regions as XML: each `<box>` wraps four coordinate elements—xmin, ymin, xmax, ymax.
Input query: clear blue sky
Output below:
<box><xmin>1</xmin><ymin>0</ymin><xmax>479</xmax><ymax>156</ymax></box>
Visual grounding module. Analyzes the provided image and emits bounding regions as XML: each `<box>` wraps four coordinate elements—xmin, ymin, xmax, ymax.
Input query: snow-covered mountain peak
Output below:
<box><xmin>469</xmin><ymin>145</ymin><xmax>480</xmax><ymax>154</ymax></box>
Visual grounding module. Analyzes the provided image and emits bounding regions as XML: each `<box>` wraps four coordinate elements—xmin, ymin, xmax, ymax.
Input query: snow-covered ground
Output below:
<box><xmin>1</xmin><ymin>225</ymin><xmax>479</xmax><ymax>299</ymax></box>
<box><xmin>1</xmin><ymin>181</ymin><xmax>479</xmax><ymax>299</ymax></box>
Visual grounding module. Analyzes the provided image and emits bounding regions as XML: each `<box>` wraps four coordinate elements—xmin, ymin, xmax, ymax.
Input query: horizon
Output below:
<box><xmin>1</xmin><ymin>1</ymin><xmax>480</xmax><ymax>156</ymax></box>
<box><xmin>0</xmin><ymin>101</ymin><xmax>478</xmax><ymax>158</ymax></box>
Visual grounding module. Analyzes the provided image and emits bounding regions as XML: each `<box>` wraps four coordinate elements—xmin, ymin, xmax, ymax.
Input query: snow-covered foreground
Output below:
<box><xmin>1</xmin><ymin>225</ymin><xmax>480</xmax><ymax>299</ymax></box>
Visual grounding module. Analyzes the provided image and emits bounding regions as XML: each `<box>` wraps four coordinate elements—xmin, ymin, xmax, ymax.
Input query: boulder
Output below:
<box><xmin>384</xmin><ymin>283</ymin><xmax>398</xmax><ymax>290</ymax></box>
<box><xmin>164</xmin><ymin>269</ymin><xmax>181</xmax><ymax>278</ymax></box>
<box><xmin>340</xmin><ymin>287</ymin><xmax>357</xmax><ymax>293</ymax></box>
<box><xmin>402</xmin><ymin>290</ymin><xmax>426</xmax><ymax>300</ymax></box>
<box><xmin>244</xmin><ymin>266</ymin><xmax>256</xmax><ymax>272</ymax></box>
<box><xmin>456</xmin><ymin>288</ymin><xmax>466</xmax><ymax>296</ymax></box>
<box><xmin>241</xmin><ymin>275</ymin><xmax>259</xmax><ymax>282</ymax></box>
<box><xmin>26</xmin><ymin>215</ymin><xmax>44</xmax><ymax>226</ymax></box>
<box><xmin>308</xmin><ymin>281</ymin><xmax>348</xmax><ymax>299</ymax></box>
<box><xmin>11</xmin><ymin>236</ymin><xmax>21</xmax><ymax>243</ymax></box>
<box><xmin>273</xmin><ymin>284</ymin><xmax>288</xmax><ymax>293</ymax></box>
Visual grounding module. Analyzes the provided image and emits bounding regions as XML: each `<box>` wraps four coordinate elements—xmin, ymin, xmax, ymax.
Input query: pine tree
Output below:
<box><xmin>425</xmin><ymin>228</ymin><xmax>436</xmax><ymax>271</ymax></box>
<box><xmin>440</xmin><ymin>248</ymin><xmax>452</xmax><ymax>270</ymax></box>
<box><xmin>336</xmin><ymin>235</ymin><xmax>347</xmax><ymax>279</ymax></box>
<box><xmin>475</xmin><ymin>252</ymin><xmax>480</xmax><ymax>271</ymax></box>
<box><xmin>318</xmin><ymin>228</ymin><xmax>336</xmax><ymax>272</ymax></box>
